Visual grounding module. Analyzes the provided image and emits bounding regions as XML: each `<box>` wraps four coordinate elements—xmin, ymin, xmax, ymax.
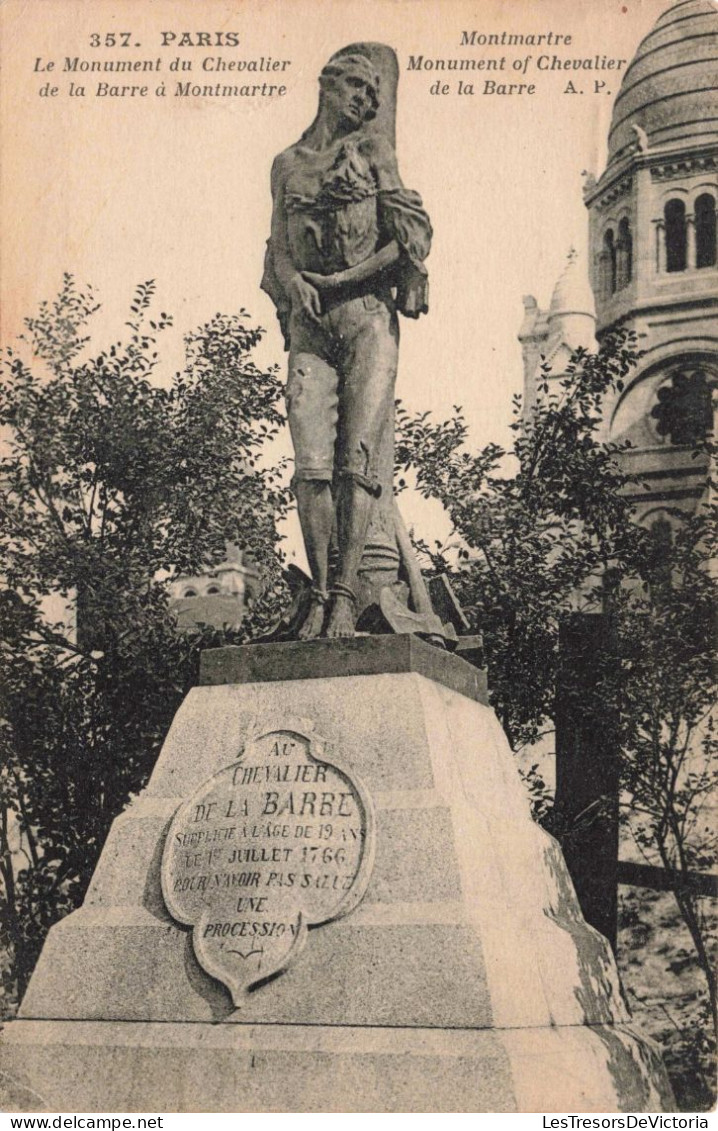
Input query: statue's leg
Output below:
<box><xmin>286</xmin><ymin>336</ymin><xmax>340</xmax><ymax>639</ymax></box>
<box><xmin>325</xmin><ymin>299</ymin><xmax>398</xmax><ymax>638</ymax></box>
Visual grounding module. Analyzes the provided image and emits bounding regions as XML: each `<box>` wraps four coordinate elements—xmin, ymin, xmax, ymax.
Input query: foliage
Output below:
<box><xmin>618</xmin><ymin>504</ymin><xmax>717</xmax><ymax>1039</ymax></box>
<box><xmin>0</xmin><ymin>276</ymin><xmax>289</xmax><ymax>1012</ymax></box>
<box><xmin>396</xmin><ymin>331</ymin><xmax>643</xmax><ymax>750</ymax></box>
<box><xmin>1</xmin><ymin>274</ymin><xmax>287</xmax><ymax>598</ymax></box>
<box><xmin>619</xmin><ymin>887</ymin><xmax>717</xmax><ymax>1111</ymax></box>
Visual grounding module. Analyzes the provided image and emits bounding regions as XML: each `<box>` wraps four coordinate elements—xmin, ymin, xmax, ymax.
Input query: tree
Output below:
<box><xmin>395</xmin><ymin>332</ymin><xmax>644</xmax><ymax>750</ymax></box>
<box><xmin>617</xmin><ymin>505</ymin><xmax>717</xmax><ymax>1107</ymax></box>
<box><xmin>0</xmin><ymin>276</ymin><xmax>289</xmax><ymax>1010</ymax></box>
<box><xmin>395</xmin><ymin>333</ymin><xmax>716</xmax><ymax>1104</ymax></box>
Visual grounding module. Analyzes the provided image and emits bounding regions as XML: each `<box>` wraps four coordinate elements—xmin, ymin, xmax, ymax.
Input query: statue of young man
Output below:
<box><xmin>262</xmin><ymin>44</ymin><xmax>432</xmax><ymax>639</ymax></box>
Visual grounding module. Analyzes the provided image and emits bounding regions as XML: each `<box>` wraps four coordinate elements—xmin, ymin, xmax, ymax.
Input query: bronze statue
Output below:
<box><xmin>263</xmin><ymin>44</ymin><xmax>453</xmax><ymax>642</ymax></box>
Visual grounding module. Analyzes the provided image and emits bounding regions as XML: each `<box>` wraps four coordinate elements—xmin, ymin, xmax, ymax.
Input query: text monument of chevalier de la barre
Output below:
<box><xmin>0</xmin><ymin>42</ymin><xmax>676</xmax><ymax>1113</ymax></box>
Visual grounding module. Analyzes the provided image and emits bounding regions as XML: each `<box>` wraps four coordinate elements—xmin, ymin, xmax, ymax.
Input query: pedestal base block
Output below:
<box><xmin>1</xmin><ymin>638</ymin><xmax>675</xmax><ymax>1112</ymax></box>
<box><xmin>1</xmin><ymin>1019</ymin><xmax>672</xmax><ymax>1114</ymax></box>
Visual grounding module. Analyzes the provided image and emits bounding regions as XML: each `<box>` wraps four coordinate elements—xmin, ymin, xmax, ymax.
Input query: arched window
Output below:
<box><xmin>664</xmin><ymin>199</ymin><xmax>686</xmax><ymax>272</ymax></box>
<box><xmin>206</xmin><ymin>585</ymin><xmax>220</xmax><ymax>595</ymax></box>
<box><xmin>695</xmin><ymin>194</ymin><xmax>717</xmax><ymax>269</ymax></box>
<box><xmin>602</xmin><ymin>228</ymin><xmax>617</xmax><ymax>296</ymax></box>
<box><xmin>617</xmin><ymin>217</ymin><xmax>633</xmax><ymax>289</ymax></box>
<box><xmin>183</xmin><ymin>588</ymin><xmax>197</xmax><ymax>598</ymax></box>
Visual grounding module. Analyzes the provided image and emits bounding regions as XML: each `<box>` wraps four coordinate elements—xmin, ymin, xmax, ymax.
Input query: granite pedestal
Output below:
<box><xmin>0</xmin><ymin>637</ymin><xmax>675</xmax><ymax>1112</ymax></box>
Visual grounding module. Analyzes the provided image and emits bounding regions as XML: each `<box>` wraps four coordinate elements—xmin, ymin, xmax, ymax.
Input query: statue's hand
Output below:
<box><xmin>288</xmin><ymin>274</ymin><xmax>322</xmax><ymax>321</ymax></box>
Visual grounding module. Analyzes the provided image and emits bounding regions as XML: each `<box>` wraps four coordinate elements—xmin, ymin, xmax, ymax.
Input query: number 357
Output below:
<box><xmin>89</xmin><ymin>33</ymin><xmax>133</xmax><ymax>47</ymax></box>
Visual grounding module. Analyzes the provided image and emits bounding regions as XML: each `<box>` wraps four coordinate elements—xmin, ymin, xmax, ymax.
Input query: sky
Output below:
<box><xmin>0</xmin><ymin>0</ymin><xmax>671</xmax><ymax>561</ymax></box>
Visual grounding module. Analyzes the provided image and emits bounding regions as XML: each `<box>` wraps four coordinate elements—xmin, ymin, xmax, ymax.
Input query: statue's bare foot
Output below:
<box><xmin>297</xmin><ymin>591</ymin><xmax>327</xmax><ymax>640</ymax></box>
<box><xmin>324</xmin><ymin>593</ymin><xmax>356</xmax><ymax>638</ymax></box>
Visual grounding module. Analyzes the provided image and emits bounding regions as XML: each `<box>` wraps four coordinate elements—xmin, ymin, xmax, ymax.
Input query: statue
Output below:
<box><xmin>262</xmin><ymin>43</ymin><xmax>454</xmax><ymax>642</ymax></box>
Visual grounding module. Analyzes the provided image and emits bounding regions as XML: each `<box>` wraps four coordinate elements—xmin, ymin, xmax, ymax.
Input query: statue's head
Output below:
<box><xmin>319</xmin><ymin>50</ymin><xmax>380</xmax><ymax>129</ymax></box>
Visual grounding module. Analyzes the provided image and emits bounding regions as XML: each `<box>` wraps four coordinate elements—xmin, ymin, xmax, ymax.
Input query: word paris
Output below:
<box><xmin>159</xmin><ymin>32</ymin><xmax>241</xmax><ymax>46</ymax></box>
<box><xmin>161</xmin><ymin>725</ymin><xmax>375</xmax><ymax>1004</ymax></box>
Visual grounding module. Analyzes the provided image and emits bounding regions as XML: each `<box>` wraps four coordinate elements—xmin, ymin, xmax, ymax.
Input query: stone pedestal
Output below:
<box><xmin>0</xmin><ymin>637</ymin><xmax>674</xmax><ymax>1112</ymax></box>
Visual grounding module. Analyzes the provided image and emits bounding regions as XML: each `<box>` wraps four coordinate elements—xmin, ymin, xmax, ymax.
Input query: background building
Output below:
<box><xmin>584</xmin><ymin>0</ymin><xmax>717</xmax><ymax>530</ymax></box>
<box><xmin>168</xmin><ymin>544</ymin><xmax>260</xmax><ymax>633</ymax></box>
<box><xmin>519</xmin><ymin>246</ymin><xmax>597</xmax><ymax>411</ymax></box>
<box><xmin>524</xmin><ymin>0</ymin><xmax>717</xmax><ymax>532</ymax></box>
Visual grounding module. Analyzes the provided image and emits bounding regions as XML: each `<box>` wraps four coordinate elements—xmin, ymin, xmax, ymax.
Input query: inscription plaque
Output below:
<box><xmin>161</xmin><ymin>721</ymin><xmax>375</xmax><ymax>1002</ymax></box>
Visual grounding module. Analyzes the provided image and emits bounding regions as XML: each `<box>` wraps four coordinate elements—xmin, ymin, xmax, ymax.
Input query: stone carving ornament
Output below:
<box><xmin>161</xmin><ymin>722</ymin><xmax>375</xmax><ymax>1003</ymax></box>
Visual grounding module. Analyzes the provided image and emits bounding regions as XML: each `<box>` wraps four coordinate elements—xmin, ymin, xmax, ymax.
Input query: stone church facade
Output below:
<box><xmin>523</xmin><ymin>0</ymin><xmax>717</xmax><ymax>534</ymax></box>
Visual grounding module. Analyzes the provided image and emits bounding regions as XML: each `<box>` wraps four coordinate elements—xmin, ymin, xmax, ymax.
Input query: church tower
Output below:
<box><xmin>583</xmin><ymin>0</ymin><xmax>718</xmax><ymax>529</ymax></box>
<box><xmin>519</xmin><ymin>246</ymin><xmax>596</xmax><ymax>416</ymax></box>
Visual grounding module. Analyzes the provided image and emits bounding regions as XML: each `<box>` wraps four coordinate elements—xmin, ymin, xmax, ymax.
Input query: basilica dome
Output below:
<box><xmin>606</xmin><ymin>0</ymin><xmax>718</xmax><ymax>172</ymax></box>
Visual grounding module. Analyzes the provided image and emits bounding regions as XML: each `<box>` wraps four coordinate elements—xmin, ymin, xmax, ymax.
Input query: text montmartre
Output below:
<box><xmin>459</xmin><ymin>31</ymin><xmax>573</xmax><ymax>46</ymax></box>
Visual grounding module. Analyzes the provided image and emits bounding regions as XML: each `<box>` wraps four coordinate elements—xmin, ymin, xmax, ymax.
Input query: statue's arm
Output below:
<box><xmin>302</xmin><ymin>240</ymin><xmax>401</xmax><ymax>293</ymax></box>
<box><xmin>301</xmin><ymin>137</ymin><xmax>431</xmax><ymax>318</ymax></box>
<box><xmin>269</xmin><ymin>155</ymin><xmax>322</xmax><ymax>322</ymax></box>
